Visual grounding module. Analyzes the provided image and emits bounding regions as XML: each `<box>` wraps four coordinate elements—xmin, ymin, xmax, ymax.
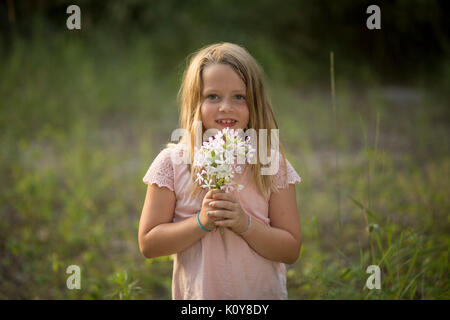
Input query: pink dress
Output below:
<box><xmin>142</xmin><ymin>143</ymin><xmax>301</xmax><ymax>300</ymax></box>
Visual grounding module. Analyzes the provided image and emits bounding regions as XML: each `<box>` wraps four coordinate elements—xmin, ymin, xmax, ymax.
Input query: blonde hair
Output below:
<box><xmin>167</xmin><ymin>42</ymin><xmax>288</xmax><ymax>199</ymax></box>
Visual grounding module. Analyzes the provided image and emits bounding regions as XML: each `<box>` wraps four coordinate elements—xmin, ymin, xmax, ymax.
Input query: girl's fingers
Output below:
<box><xmin>214</xmin><ymin>219</ymin><xmax>234</xmax><ymax>228</ymax></box>
<box><xmin>206</xmin><ymin>189</ymin><xmax>225</xmax><ymax>200</ymax></box>
<box><xmin>206</xmin><ymin>189</ymin><xmax>218</xmax><ymax>198</ymax></box>
<box><xmin>212</xmin><ymin>191</ymin><xmax>236</xmax><ymax>202</ymax></box>
<box><xmin>209</xmin><ymin>200</ymin><xmax>235</xmax><ymax>210</ymax></box>
<box><xmin>209</xmin><ymin>210</ymin><xmax>234</xmax><ymax>219</ymax></box>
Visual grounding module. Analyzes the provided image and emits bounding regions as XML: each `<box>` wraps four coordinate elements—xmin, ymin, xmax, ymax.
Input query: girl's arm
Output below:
<box><xmin>211</xmin><ymin>185</ymin><xmax>302</xmax><ymax>264</ymax></box>
<box><xmin>138</xmin><ymin>185</ymin><xmax>219</xmax><ymax>259</ymax></box>
<box><xmin>243</xmin><ymin>184</ymin><xmax>302</xmax><ymax>264</ymax></box>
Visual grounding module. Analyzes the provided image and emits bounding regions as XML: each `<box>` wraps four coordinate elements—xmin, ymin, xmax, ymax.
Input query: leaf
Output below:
<box><xmin>347</xmin><ymin>194</ymin><xmax>378</xmax><ymax>222</ymax></box>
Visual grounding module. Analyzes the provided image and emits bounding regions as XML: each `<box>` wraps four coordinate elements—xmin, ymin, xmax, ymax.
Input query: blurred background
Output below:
<box><xmin>0</xmin><ymin>0</ymin><xmax>448</xmax><ymax>299</ymax></box>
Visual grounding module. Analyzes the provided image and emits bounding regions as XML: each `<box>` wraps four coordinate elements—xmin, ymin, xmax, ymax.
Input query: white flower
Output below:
<box><xmin>193</xmin><ymin>128</ymin><xmax>254</xmax><ymax>192</ymax></box>
<box><xmin>195</xmin><ymin>173</ymin><xmax>204</xmax><ymax>184</ymax></box>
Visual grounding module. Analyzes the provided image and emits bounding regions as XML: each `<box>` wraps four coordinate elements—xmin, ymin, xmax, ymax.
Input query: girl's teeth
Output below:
<box><xmin>218</xmin><ymin>120</ymin><xmax>235</xmax><ymax>124</ymax></box>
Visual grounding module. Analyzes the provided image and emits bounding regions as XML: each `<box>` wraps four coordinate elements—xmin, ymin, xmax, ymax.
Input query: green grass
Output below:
<box><xmin>0</xmin><ymin>31</ymin><xmax>448</xmax><ymax>299</ymax></box>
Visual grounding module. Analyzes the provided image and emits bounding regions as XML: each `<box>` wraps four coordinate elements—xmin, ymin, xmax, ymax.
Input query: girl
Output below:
<box><xmin>138</xmin><ymin>42</ymin><xmax>302</xmax><ymax>300</ymax></box>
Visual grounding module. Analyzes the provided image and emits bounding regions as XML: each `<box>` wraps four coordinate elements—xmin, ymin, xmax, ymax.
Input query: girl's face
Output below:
<box><xmin>200</xmin><ymin>64</ymin><xmax>249</xmax><ymax>131</ymax></box>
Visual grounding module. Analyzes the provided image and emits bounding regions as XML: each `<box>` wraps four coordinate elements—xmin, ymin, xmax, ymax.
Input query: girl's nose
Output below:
<box><xmin>219</xmin><ymin>100</ymin><xmax>233</xmax><ymax>111</ymax></box>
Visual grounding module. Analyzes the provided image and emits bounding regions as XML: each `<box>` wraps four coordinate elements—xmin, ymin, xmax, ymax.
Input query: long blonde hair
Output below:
<box><xmin>167</xmin><ymin>42</ymin><xmax>288</xmax><ymax>199</ymax></box>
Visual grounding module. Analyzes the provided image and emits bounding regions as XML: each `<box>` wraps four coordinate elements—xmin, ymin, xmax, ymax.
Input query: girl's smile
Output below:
<box><xmin>200</xmin><ymin>63</ymin><xmax>249</xmax><ymax>131</ymax></box>
<box><xmin>215</xmin><ymin>118</ymin><xmax>237</xmax><ymax>127</ymax></box>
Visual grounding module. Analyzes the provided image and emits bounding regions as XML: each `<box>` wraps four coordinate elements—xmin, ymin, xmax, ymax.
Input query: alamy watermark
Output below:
<box><xmin>366</xmin><ymin>265</ymin><xmax>381</xmax><ymax>290</ymax></box>
<box><xmin>66</xmin><ymin>5</ymin><xmax>81</xmax><ymax>30</ymax></box>
<box><xmin>65</xmin><ymin>5</ymin><xmax>380</xmax><ymax>31</ymax></box>
<box><xmin>170</xmin><ymin>121</ymin><xmax>280</xmax><ymax>175</ymax></box>
<box><xmin>66</xmin><ymin>265</ymin><xmax>81</xmax><ymax>290</ymax></box>
<box><xmin>366</xmin><ymin>5</ymin><xmax>381</xmax><ymax>30</ymax></box>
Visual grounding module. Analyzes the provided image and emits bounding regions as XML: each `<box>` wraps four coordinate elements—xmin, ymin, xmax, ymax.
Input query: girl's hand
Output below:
<box><xmin>198</xmin><ymin>189</ymin><xmax>223</xmax><ymax>232</ymax></box>
<box><xmin>208</xmin><ymin>190</ymin><xmax>249</xmax><ymax>234</ymax></box>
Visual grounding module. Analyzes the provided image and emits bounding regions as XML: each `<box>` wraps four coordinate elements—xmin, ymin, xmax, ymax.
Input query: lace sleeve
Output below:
<box><xmin>275</xmin><ymin>157</ymin><xmax>302</xmax><ymax>189</ymax></box>
<box><xmin>142</xmin><ymin>148</ymin><xmax>175</xmax><ymax>191</ymax></box>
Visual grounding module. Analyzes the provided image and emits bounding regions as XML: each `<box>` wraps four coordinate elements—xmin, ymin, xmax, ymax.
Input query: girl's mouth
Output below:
<box><xmin>216</xmin><ymin>119</ymin><xmax>237</xmax><ymax>127</ymax></box>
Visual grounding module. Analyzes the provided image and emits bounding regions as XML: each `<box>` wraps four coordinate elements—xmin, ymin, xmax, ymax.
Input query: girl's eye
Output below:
<box><xmin>207</xmin><ymin>94</ymin><xmax>218</xmax><ymax>100</ymax></box>
<box><xmin>236</xmin><ymin>94</ymin><xmax>245</xmax><ymax>100</ymax></box>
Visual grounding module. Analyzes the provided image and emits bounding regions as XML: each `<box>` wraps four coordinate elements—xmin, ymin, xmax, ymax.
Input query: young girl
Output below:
<box><xmin>138</xmin><ymin>42</ymin><xmax>302</xmax><ymax>300</ymax></box>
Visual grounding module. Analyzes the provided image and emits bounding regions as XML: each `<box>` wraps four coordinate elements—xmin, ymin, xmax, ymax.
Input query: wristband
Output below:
<box><xmin>196</xmin><ymin>211</ymin><xmax>212</xmax><ymax>232</ymax></box>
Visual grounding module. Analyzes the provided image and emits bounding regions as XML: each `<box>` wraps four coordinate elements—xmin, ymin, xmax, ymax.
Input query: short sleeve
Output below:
<box><xmin>275</xmin><ymin>157</ymin><xmax>302</xmax><ymax>189</ymax></box>
<box><xmin>142</xmin><ymin>148</ymin><xmax>175</xmax><ymax>191</ymax></box>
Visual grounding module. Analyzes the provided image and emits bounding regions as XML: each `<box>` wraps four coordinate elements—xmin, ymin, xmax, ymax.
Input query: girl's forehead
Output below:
<box><xmin>202</xmin><ymin>64</ymin><xmax>246</xmax><ymax>91</ymax></box>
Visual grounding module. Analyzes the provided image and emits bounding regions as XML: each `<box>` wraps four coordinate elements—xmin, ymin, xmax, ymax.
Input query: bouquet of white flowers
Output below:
<box><xmin>194</xmin><ymin>128</ymin><xmax>256</xmax><ymax>193</ymax></box>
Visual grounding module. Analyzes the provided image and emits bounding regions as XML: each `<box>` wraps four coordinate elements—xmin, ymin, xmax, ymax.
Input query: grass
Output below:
<box><xmin>0</xmin><ymin>31</ymin><xmax>448</xmax><ymax>299</ymax></box>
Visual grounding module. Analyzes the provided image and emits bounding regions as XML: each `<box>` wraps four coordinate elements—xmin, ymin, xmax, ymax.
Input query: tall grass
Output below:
<box><xmin>330</xmin><ymin>51</ymin><xmax>342</xmax><ymax>231</ymax></box>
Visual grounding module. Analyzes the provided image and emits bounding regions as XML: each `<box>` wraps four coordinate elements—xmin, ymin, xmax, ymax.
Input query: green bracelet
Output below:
<box><xmin>196</xmin><ymin>211</ymin><xmax>212</xmax><ymax>232</ymax></box>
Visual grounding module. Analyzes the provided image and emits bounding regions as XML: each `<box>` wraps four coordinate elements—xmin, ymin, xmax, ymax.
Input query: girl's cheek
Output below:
<box><xmin>200</xmin><ymin>104</ymin><xmax>217</xmax><ymax>125</ymax></box>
